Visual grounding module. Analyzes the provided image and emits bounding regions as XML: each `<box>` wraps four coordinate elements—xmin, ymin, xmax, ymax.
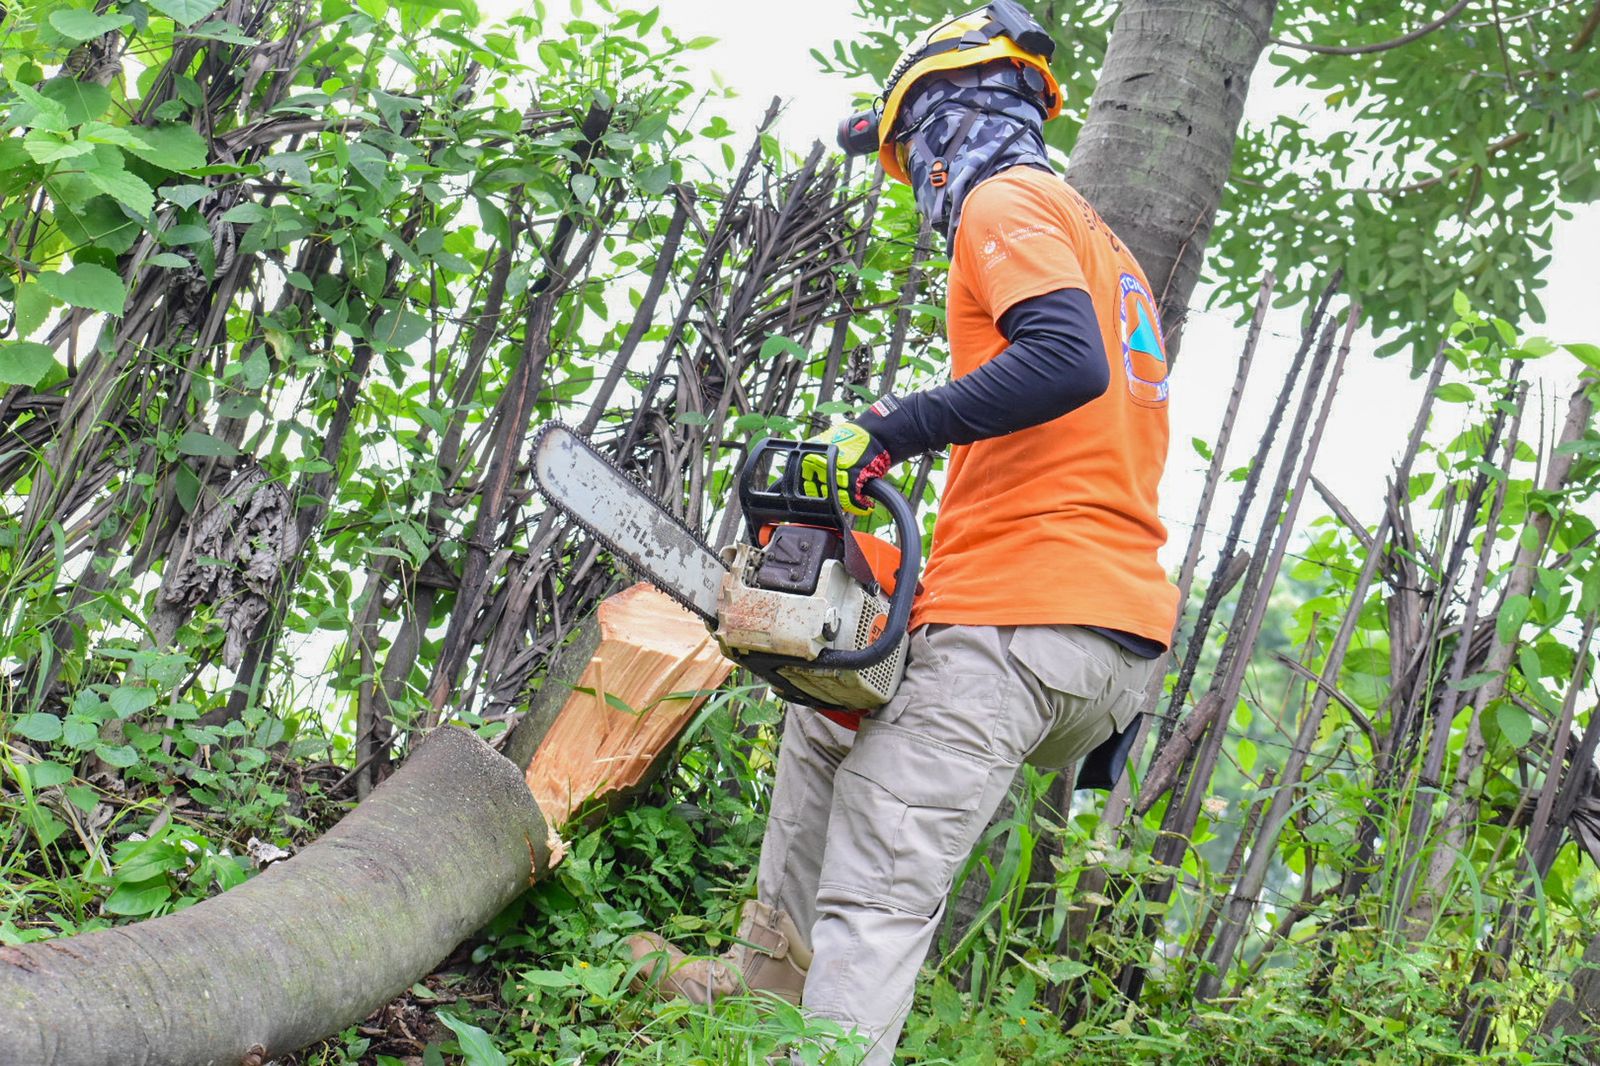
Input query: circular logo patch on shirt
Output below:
<box><xmin>1118</xmin><ymin>272</ymin><xmax>1169</xmax><ymax>407</ymax></box>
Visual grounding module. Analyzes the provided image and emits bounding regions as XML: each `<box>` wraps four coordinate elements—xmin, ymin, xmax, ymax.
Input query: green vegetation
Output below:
<box><xmin>2</xmin><ymin>0</ymin><xmax>1599</xmax><ymax>1063</ymax></box>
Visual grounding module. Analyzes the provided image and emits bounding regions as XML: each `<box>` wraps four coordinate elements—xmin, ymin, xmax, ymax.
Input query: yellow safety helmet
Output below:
<box><xmin>837</xmin><ymin>1</ymin><xmax>1061</xmax><ymax>185</ymax></box>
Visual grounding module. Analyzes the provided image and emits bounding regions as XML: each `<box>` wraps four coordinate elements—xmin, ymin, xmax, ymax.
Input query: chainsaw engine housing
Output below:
<box><xmin>713</xmin><ymin>527</ymin><xmax>907</xmax><ymax>710</ymax></box>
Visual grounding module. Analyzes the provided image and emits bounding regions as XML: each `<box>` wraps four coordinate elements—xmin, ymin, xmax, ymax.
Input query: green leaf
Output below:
<box><xmin>371</xmin><ymin>309</ymin><xmax>428</xmax><ymax>349</ymax></box>
<box><xmin>0</xmin><ymin>342</ymin><xmax>58</xmax><ymax>387</ymax></box>
<box><xmin>38</xmin><ymin>263</ymin><xmax>127</xmax><ymax>315</ymax></box>
<box><xmin>144</xmin><ymin>252</ymin><xmax>191</xmax><ymax>269</ymax></box>
<box><xmin>1449</xmin><ymin>670</ymin><xmax>1499</xmax><ymax>691</ymax></box>
<box><xmin>436</xmin><ymin>1015</ymin><xmax>506</xmax><ymax>1066</ymax></box>
<box><xmin>7</xmin><ymin>80</ymin><xmax>70</xmax><ymax>132</ymax></box>
<box><xmin>175</xmin><ymin>429</ymin><xmax>239</xmax><ymax>457</ymax></box>
<box><xmin>27</xmin><ymin>761</ymin><xmax>73</xmax><ymax>789</ymax></box>
<box><xmin>220</xmin><ymin>202</ymin><xmax>269</xmax><ymax>224</ymax></box>
<box><xmin>39</xmin><ymin>77</ymin><xmax>111</xmax><ymax>126</ymax></box>
<box><xmin>13</xmin><ymin>712</ymin><xmax>64</xmax><ymax>743</ymax></box>
<box><xmin>1496</xmin><ymin>593</ymin><xmax>1531</xmax><ymax>645</ymax></box>
<box><xmin>53</xmin><ymin>198</ymin><xmax>140</xmax><ymax>254</ymax></box>
<box><xmin>1566</xmin><ymin>343</ymin><xmax>1600</xmax><ymax>371</ymax></box>
<box><xmin>519</xmin><ymin>968</ymin><xmax>569</xmax><ymax>988</ymax></box>
<box><xmin>161</xmin><ymin>223</ymin><xmax>212</xmax><ymax>246</ymax></box>
<box><xmin>23</xmin><ymin>129</ymin><xmax>94</xmax><ymax>164</ymax></box>
<box><xmin>180</xmin><ymin>18</ymin><xmax>258</xmax><ymax>44</ymax></box>
<box><xmin>64</xmin><ymin>784</ymin><xmax>98</xmax><ymax>812</ymax></box>
<box><xmin>49</xmin><ymin>9</ymin><xmax>133</xmax><ymax>41</ymax></box>
<box><xmin>124</xmin><ymin>123</ymin><xmax>209</xmax><ymax>171</ymax></box>
<box><xmin>1434</xmin><ymin>383</ymin><xmax>1474</xmax><ymax>404</ymax></box>
<box><xmin>1519</xmin><ymin>645</ymin><xmax>1544</xmax><ymax>687</ymax></box>
<box><xmin>79</xmin><ymin>122</ymin><xmax>152</xmax><ymax>153</ymax></box>
<box><xmin>14</xmin><ymin>283</ymin><xmax>53</xmax><ymax>339</ymax></box>
<box><xmin>109</xmin><ymin>687</ymin><xmax>159</xmax><ymax>719</ymax></box>
<box><xmin>1496</xmin><ymin>702</ymin><xmax>1533</xmax><ymax>749</ymax></box>
<box><xmin>149</xmin><ymin>0</ymin><xmax>225</xmax><ymax>26</ymax></box>
<box><xmin>569</xmin><ymin>173</ymin><xmax>596</xmax><ymax>204</ymax></box>
<box><xmin>1343</xmin><ymin>647</ymin><xmax>1390</xmax><ymax>677</ymax></box>
<box><xmin>635</xmin><ymin>162</ymin><xmax>672</xmax><ymax>196</ymax></box>
<box><xmin>86</xmin><ymin>162</ymin><xmax>156</xmax><ymax>217</ymax></box>
<box><xmin>161</xmin><ymin>184</ymin><xmax>210</xmax><ymax>209</ymax></box>
<box><xmin>347</xmin><ymin>142</ymin><xmax>390</xmax><ymax>187</ymax></box>
<box><xmin>175</xmin><ymin>462</ymin><xmax>202</xmax><ymax>512</ymax></box>
<box><xmin>758</xmin><ymin>334</ymin><xmax>805</xmax><ymax>360</ymax></box>
<box><xmin>94</xmin><ymin>743</ymin><xmax>140</xmax><ymax>769</ymax></box>
<box><xmin>104</xmin><ymin>878</ymin><xmax>170</xmax><ymax>916</ymax></box>
<box><xmin>62</xmin><ymin>716</ymin><xmax>100</xmax><ymax>749</ymax></box>
<box><xmin>572</xmin><ymin>961</ymin><xmax>623</xmax><ymax>999</ymax></box>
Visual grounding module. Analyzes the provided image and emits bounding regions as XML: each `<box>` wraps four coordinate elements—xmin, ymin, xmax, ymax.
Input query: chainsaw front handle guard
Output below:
<box><xmin>739</xmin><ymin>437</ymin><xmax>851</xmax><ymax>538</ymax></box>
<box><xmin>739</xmin><ymin>437</ymin><xmax>921</xmax><ymax>671</ymax></box>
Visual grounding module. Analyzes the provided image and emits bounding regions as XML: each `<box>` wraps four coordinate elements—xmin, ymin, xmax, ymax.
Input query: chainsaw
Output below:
<box><xmin>530</xmin><ymin>422</ymin><xmax>921</xmax><ymax>715</ymax></box>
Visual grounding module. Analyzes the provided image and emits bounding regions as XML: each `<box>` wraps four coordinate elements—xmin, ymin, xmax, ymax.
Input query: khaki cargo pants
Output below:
<box><xmin>757</xmin><ymin>623</ymin><xmax>1160</xmax><ymax>1064</ymax></box>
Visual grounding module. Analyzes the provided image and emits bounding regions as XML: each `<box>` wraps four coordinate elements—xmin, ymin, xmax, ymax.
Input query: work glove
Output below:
<box><xmin>800</xmin><ymin>400</ymin><xmax>897</xmax><ymax>516</ymax></box>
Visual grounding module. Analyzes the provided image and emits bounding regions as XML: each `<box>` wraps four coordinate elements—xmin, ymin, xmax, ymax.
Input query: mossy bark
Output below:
<box><xmin>0</xmin><ymin>727</ymin><xmax>550</xmax><ymax>1066</ymax></box>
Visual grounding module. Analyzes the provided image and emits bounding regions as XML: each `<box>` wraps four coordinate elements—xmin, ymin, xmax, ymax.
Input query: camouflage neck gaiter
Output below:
<box><xmin>895</xmin><ymin>60</ymin><xmax>1052</xmax><ymax>244</ymax></box>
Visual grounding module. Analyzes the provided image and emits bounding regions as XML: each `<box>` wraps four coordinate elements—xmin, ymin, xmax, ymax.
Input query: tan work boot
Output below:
<box><xmin>627</xmin><ymin>899</ymin><xmax>813</xmax><ymax>1005</ymax></box>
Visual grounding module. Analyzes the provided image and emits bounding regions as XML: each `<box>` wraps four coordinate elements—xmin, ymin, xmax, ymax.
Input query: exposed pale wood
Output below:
<box><xmin>524</xmin><ymin>583</ymin><xmax>734</xmax><ymax>826</ymax></box>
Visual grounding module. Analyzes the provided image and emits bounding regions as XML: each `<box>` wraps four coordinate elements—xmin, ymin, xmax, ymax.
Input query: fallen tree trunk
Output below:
<box><xmin>0</xmin><ymin>584</ymin><xmax>730</xmax><ymax>1065</ymax></box>
<box><xmin>0</xmin><ymin>727</ymin><xmax>550</xmax><ymax>1066</ymax></box>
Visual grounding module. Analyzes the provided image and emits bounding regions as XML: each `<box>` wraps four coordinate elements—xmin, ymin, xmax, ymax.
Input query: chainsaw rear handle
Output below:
<box><xmin>739</xmin><ymin>437</ymin><xmax>921</xmax><ymax>671</ymax></box>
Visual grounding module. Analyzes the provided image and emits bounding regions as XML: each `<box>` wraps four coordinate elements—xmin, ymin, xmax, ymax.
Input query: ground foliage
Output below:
<box><xmin>3</xmin><ymin>0</ymin><xmax>1600</xmax><ymax>1064</ymax></box>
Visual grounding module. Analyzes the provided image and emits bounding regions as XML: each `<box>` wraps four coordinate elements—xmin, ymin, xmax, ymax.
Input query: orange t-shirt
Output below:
<box><xmin>909</xmin><ymin>166</ymin><xmax>1179</xmax><ymax>645</ymax></box>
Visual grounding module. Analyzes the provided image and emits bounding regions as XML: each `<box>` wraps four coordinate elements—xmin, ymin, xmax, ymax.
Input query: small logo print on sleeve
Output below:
<box><xmin>1118</xmin><ymin>273</ymin><xmax>1169</xmax><ymax>407</ymax></box>
<box><xmin>979</xmin><ymin>230</ymin><xmax>1009</xmax><ymax>268</ymax></box>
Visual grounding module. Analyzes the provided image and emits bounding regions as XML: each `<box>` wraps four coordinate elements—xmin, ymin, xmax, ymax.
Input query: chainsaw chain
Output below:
<box><xmin>529</xmin><ymin>421</ymin><xmax>726</xmax><ymax>624</ymax></box>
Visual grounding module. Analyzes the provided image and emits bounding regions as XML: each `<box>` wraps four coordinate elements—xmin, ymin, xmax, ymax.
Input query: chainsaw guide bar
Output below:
<box><xmin>530</xmin><ymin>422</ymin><xmax>727</xmax><ymax>625</ymax></box>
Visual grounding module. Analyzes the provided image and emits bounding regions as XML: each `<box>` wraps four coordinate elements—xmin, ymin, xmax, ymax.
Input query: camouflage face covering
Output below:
<box><xmin>894</xmin><ymin>59</ymin><xmax>1051</xmax><ymax>244</ymax></box>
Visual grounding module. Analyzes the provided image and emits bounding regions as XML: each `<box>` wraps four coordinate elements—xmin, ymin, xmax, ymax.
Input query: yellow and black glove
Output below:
<box><xmin>800</xmin><ymin>402</ymin><xmax>897</xmax><ymax>516</ymax></box>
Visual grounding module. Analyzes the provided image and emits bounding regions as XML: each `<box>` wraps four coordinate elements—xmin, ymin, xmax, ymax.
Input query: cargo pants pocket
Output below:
<box><xmin>1007</xmin><ymin>626</ymin><xmax>1143</xmax><ymax>769</ymax></box>
<box><xmin>820</xmin><ymin>725</ymin><xmax>995</xmax><ymax>918</ymax></box>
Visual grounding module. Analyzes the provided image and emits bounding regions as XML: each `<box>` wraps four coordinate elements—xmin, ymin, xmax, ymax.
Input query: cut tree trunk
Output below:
<box><xmin>1065</xmin><ymin>0</ymin><xmax>1279</xmax><ymax>357</ymax></box>
<box><xmin>0</xmin><ymin>584</ymin><xmax>732</xmax><ymax>1066</ymax></box>
<box><xmin>522</xmin><ymin>583</ymin><xmax>735</xmax><ymax>826</ymax></box>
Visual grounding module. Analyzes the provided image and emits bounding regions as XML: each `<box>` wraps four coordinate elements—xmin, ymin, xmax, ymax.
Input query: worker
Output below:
<box><xmin>627</xmin><ymin>3</ymin><xmax>1179</xmax><ymax>1060</ymax></box>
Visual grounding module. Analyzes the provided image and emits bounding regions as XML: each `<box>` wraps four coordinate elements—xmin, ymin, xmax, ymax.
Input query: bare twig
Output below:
<box><xmin>1272</xmin><ymin>0</ymin><xmax>1471</xmax><ymax>55</ymax></box>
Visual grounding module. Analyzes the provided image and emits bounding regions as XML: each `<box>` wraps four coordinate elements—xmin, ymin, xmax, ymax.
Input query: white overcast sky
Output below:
<box><xmin>493</xmin><ymin>0</ymin><xmax>1598</xmax><ymax>563</ymax></box>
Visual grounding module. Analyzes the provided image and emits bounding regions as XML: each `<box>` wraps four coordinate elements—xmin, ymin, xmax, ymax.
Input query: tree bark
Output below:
<box><xmin>0</xmin><ymin>727</ymin><xmax>551</xmax><ymax>1066</ymax></box>
<box><xmin>1065</xmin><ymin>0</ymin><xmax>1279</xmax><ymax>357</ymax></box>
<box><xmin>1541</xmin><ymin>929</ymin><xmax>1600</xmax><ymax>1047</ymax></box>
<box><xmin>0</xmin><ymin>584</ymin><xmax>739</xmax><ymax>1065</ymax></box>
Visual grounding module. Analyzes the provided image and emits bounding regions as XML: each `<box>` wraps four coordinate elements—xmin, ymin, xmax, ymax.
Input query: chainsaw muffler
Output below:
<box><xmin>714</xmin><ymin>528</ymin><xmax>907</xmax><ymax>710</ymax></box>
